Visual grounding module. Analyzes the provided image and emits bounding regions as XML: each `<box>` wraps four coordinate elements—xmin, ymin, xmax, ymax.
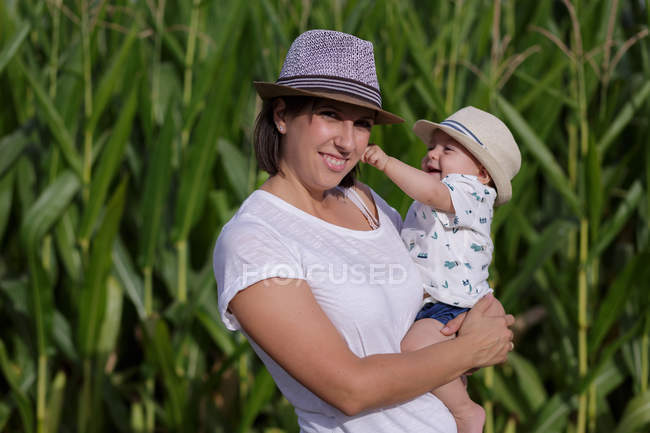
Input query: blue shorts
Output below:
<box><xmin>415</xmin><ymin>302</ymin><xmax>470</xmax><ymax>325</ymax></box>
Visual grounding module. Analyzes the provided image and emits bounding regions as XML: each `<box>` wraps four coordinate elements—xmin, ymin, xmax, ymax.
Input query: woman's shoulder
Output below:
<box><xmin>217</xmin><ymin>191</ymin><xmax>281</xmax><ymax>246</ymax></box>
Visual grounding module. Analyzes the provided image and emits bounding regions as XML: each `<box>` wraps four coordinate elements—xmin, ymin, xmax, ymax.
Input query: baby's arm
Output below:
<box><xmin>363</xmin><ymin>145</ymin><xmax>454</xmax><ymax>213</ymax></box>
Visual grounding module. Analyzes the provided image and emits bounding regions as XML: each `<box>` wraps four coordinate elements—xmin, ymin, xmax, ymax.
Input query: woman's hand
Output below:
<box><xmin>456</xmin><ymin>294</ymin><xmax>514</xmax><ymax>367</ymax></box>
<box><xmin>440</xmin><ymin>312</ymin><xmax>467</xmax><ymax>336</ymax></box>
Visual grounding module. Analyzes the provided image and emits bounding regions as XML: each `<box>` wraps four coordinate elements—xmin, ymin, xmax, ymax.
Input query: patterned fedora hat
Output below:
<box><xmin>413</xmin><ymin>107</ymin><xmax>521</xmax><ymax>205</ymax></box>
<box><xmin>254</xmin><ymin>30</ymin><xmax>403</xmax><ymax>124</ymax></box>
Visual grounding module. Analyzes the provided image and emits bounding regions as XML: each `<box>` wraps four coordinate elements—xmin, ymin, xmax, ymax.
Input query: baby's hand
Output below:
<box><xmin>362</xmin><ymin>144</ymin><xmax>389</xmax><ymax>171</ymax></box>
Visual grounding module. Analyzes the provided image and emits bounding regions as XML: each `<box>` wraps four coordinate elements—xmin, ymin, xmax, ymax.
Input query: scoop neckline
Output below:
<box><xmin>253</xmin><ymin>188</ymin><xmax>385</xmax><ymax>237</ymax></box>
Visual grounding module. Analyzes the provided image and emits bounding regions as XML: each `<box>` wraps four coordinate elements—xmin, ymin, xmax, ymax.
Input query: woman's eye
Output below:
<box><xmin>319</xmin><ymin>110</ymin><xmax>338</xmax><ymax>118</ymax></box>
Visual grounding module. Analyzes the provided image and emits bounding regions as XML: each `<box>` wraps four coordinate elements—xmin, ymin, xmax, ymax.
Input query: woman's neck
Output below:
<box><xmin>260</xmin><ymin>174</ymin><xmax>341</xmax><ymax>214</ymax></box>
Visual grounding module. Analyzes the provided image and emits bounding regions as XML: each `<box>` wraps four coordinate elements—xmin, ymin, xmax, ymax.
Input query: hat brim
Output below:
<box><xmin>413</xmin><ymin>120</ymin><xmax>512</xmax><ymax>206</ymax></box>
<box><xmin>254</xmin><ymin>81</ymin><xmax>404</xmax><ymax>125</ymax></box>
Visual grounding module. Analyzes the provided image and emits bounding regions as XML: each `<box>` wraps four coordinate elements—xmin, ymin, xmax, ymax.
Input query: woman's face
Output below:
<box><xmin>275</xmin><ymin>98</ymin><xmax>375</xmax><ymax>191</ymax></box>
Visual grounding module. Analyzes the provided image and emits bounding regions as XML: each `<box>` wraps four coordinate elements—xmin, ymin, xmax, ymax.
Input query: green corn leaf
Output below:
<box><xmin>500</xmin><ymin>219</ymin><xmax>574</xmax><ymax>307</ymax></box>
<box><xmin>195</xmin><ymin>308</ymin><xmax>235</xmax><ymax>355</ymax></box>
<box><xmin>592</xmin><ymin>359</ymin><xmax>625</xmax><ymax>399</ymax></box>
<box><xmin>112</xmin><ymin>237</ymin><xmax>146</xmax><ymax>320</ymax></box>
<box><xmin>78</xmin><ymin>83</ymin><xmax>138</xmax><ymax>245</ymax></box>
<box><xmin>258</xmin><ymin>0</ymin><xmax>289</xmax><ymax>46</ymax></box>
<box><xmin>586</xmin><ymin>141</ymin><xmax>603</xmax><ymax>235</ymax></box>
<box><xmin>527</xmin><ymin>393</ymin><xmax>572</xmax><ymax>433</ymax></box>
<box><xmin>0</xmin><ymin>340</ymin><xmax>34</xmax><ymax>433</ymax></box>
<box><xmin>143</xmin><ymin>318</ymin><xmax>186</xmax><ymax>429</ymax></box>
<box><xmin>490</xmin><ymin>368</ymin><xmax>528</xmax><ymax>420</ymax></box>
<box><xmin>97</xmin><ymin>276</ymin><xmax>124</xmax><ymax>355</ymax></box>
<box><xmin>46</xmin><ymin>371</ymin><xmax>66</xmax><ymax>433</ymax></box>
<box><xmin>613</xmin><ymin>390</ymin><xmax>650</xmax><ymax>433</ymax></box>
<box><xmin>598</xmin><ymin>80</ymin><xmax>650</xmax><ymax>154</ymax></box>
<box><xmin>52</xmin><ymin>310</ymin><xmax>78</xmax><ymax>361</ymax></box>
<box><xmin>18</xmin><ymin>61</ymin><xmax>83</xmax><ymax>178</ymax></box>
<box><xmin>513</xmin><ymin>64</ymin><xmax>575</xmax><ymax>111</ymax></box>
<box><xmin>130</xmin><ymin>402</ymin><xmax>145</xmax><ymax>433</ymax></box>
<box><xmin>218</xmin><ymin>138</ymin><xmax>249</xmax><ymax>202</ymax></box>
<box><xmin>162</xmin><ymin>30</ymin><xmax>186</xmax><ymax>67</ymax></box>
<box><xmin>0</xmin><ymin>22</ymin><xmax>29</xmax><ymax>74</ymax></box>
<box><xmin>78</xmin><ymin>178</ymin><xmax>128</xmax><ymax>356</ymax></box>
<box><xmin>54</xmin><ymin>208</ymin><xmax>83</xmax><ymax>282</ymax></box>
<box><xmin>0</xmin><ymin>401</ymin><xmax>10</xmax><ymax>431</ymax></box>
<box><xmin>27</xmin><ymin>249</ymin><xmax>53</xmax><ymax>354</ymax></box>
<box><xmin>589</xmin><ymin>253</ymin><xmax>648</xmax><ymax>353</ymax></box>
<box><xmin>237</xmin><ymin>367</ymin><xmax>277</xmax><ymax>433</ymax></box>
<box><xmin>496</xmin><ymin>95</ymin><xmax>581</xmax><ymax>216</ymax></box>
<box><xmin>578</xmin><ymin>321</ymin><xmax>643</xmax><ymax>397</ymax></box>
<box><xmin>104</xmin><ymin>375</ymin><xmax>131</xmax><ymax>433</ymax></box>
<box><xmin>139</xmin><ymin>105</ymin><xmax>174</xmax><ymax>268</ymax></box>
<box><xmin>20</xmin><ymin>170</ymin><xmax>79</xmax><ymax>355</ymax></box>
<box><xmin>16</xmin><ymin>156</ymin><xmax>35</xmax><ymax>214</ymax></box>
<box><xmin>0</xmin><ymin>129</ymin><xmax>28</xmax><ymax>177</ymax></box>
<box><xmin>172</xmin><ymin>91</ymin><xmax>222</xmax><ymax>241</ymax></box>
<box><xmin>0</xmin><ymin>168</ymin><xmax>15</xmax><ymax>244</ymax></box>
<box><xmin>153</xmin><ymin>63</ymin><xmax>180</xmax><ymax>126</ymax></box>
<box><xmin>509</xmin><ymin>352</ymin><xmax>548</xmax><ymax>412</ymax></box>
<box><xmin>87</xmin><ymin>27</ymin><xmax>138</xmax><ymax>135</ymax></box>
<box><xmin>587</xmin><ymin>181</ymin><xmax>643</xmax><ymax>266</ymax></box>
<box><xmin>400</xmin><ymin>12</ymin><xmax>445</xmax><ymax>114</ymax></box>
<box><xmin>0</xmin><ymin>277</ymin><xmax>29</xmax><ymax>316</ymax></box>
<box><xmin>209</xmin><ymin>189</ymin><xmax>237</xmax><ymax>227</ymax></box>
<box><xmin>184</xmin><ymin>0</ymin><xmax>247</xmax><ymax>129</ymax></box>
<box><xmin>21</xmin><ymin>170</ymin><xmax>80</xmax><ymax>251</ymax></box>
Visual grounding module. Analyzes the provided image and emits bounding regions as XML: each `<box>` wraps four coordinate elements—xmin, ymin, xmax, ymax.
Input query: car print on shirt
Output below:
<box><xmin>444</xmin><ymin>260</ymin><xmax>459</xmax><ymax>269</ymax></box>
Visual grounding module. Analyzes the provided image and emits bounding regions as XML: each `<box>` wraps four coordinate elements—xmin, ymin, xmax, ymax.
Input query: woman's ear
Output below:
<box><xmin>273</xmin><ymin>98</ymin><xmax>287</xmax><ymax>134</ymax></box>
<box><xmin>478</xmin><ymin>166</ymin><xmax>491</xmax><ymax>185</ymax></box>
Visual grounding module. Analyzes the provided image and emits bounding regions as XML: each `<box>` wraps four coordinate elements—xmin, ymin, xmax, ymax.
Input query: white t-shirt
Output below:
<box><xmin>213</xmin><ymin>188</ymin><xmax>456</xmax><ymax>433</ymax></box>
<box><xmin>401</xmin><ymin>174</ymin><xmax>495</xmax><ymax>308</ymax></box>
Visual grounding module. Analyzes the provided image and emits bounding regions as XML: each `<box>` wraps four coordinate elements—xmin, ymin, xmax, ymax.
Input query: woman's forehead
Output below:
<box><xmin>313</xmin><ymin>98</ymin><xmax>375</xmax><ymax>118</ymax></box>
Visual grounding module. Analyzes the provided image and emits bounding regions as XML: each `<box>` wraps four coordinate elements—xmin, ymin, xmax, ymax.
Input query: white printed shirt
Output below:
<box><xmin>401</xmin><ymin>174</ymin><xmax>496</xmax><ymax>308</ymax></box>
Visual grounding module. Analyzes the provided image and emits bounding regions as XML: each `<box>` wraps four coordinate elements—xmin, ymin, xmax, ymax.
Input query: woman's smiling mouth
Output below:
<box><xmin>320</xmin><ymin>153</ymin><xmax>348</xmax><ymax>172</ymax></box>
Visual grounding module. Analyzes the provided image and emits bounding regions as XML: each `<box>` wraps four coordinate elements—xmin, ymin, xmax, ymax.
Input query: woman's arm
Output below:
<box><xmin>363</xmin><ymin>145</ymin><xmax>454</xmax><ymax>213</ymax></box>
<box><xmin>229</xmin><ymin>278</ymin><xmax>513</xmax><ymax>416</ymax></box>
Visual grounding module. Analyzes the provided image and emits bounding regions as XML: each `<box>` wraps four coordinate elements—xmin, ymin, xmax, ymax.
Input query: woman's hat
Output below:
<box><xmin>413</xmin><ymin>107</ymin><xmax>521</xmax><ymax>205</ymax></box>
<box><xmin>254</xmin><ymin>30</ymin><xmax>403</xmax><ymax>125</ymax></box>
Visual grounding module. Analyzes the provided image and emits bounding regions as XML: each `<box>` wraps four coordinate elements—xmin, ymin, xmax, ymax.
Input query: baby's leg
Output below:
<box><xmin>402</xmin><ymin>319</ymin><xmax>486</xmax><ymax>433</ymax></box>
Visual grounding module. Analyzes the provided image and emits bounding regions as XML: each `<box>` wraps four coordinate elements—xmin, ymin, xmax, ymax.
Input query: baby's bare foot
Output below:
<box><xmin>452</xmin><ymin>401</ymin><xmax>485</xmax><ymax>433</ymax></box>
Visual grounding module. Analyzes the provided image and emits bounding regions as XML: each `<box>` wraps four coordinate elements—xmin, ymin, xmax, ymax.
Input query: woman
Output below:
<box><xmin>213</xmin><ymin>29</ymin><xmax>514</xmax><ymax>432</ymax></box>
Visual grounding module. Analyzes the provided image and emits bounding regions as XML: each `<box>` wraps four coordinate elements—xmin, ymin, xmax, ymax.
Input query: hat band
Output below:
<box><xmin>441</xmin><ymin>119</ymin><xmax>486</xmax><ymax>148</ymax></box>
<box><xmin>276</xmin><ymin>75</ymin><xmax>382</xmax><ymax>108</ymax></box>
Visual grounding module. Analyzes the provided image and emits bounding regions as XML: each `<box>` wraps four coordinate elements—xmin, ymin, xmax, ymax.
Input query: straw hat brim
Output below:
<box><xmin>413</xmin><ymin>120</ymin><xmax>512</xmax><ymax>206</ymax></box>
<box><xmin>254</xmin><ymin>82</ymin><xmax>404</xmax><ymax>125</ymax></box>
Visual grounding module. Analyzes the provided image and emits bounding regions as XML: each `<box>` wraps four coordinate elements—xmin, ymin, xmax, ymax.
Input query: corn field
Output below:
<box><xmin>0</xmin><ymin>0</ymin><xmax>649</xmax><ymax>432</ymax></box>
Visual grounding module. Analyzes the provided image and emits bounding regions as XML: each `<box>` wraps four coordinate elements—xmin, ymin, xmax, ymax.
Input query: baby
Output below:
<box><xmin>363</xmin><ymin>106</ymin><xmax>521</xmax><ymax>433</ymax></box>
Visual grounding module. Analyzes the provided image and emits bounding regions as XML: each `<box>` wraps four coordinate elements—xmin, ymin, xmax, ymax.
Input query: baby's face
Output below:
<box><xmin>420</xmin><ymin>130</ymin><xmax>485</xmax><ymax>182</ymax></box>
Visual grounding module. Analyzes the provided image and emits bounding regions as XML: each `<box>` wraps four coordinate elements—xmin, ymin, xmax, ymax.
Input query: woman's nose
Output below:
<box><xmin>334</xmin><ymin>122</ymin><xmax>355</xmax><ymax>153</ymax></box>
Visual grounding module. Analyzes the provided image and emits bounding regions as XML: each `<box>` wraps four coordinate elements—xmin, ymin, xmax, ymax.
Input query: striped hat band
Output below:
<box><xmin>275</xmin><ymin>75</ymin><xmax>382</xmax><ymax>108</ymax></box>
<box><xmin>439</xmin><ymin>120</ymin><xmax>486</xmax><ymax>148</ymax></box>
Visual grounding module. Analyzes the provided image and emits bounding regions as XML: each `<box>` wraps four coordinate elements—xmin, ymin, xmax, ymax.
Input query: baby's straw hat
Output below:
<box><xmin>413</xmin><ymin>106</ymin><xmax>521</xmax><ymax>205</ymax></box>
<box><xmin>254</xmin><ymin>29</ymin><xmax>403</xmax><ymax>124</ymax></box>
